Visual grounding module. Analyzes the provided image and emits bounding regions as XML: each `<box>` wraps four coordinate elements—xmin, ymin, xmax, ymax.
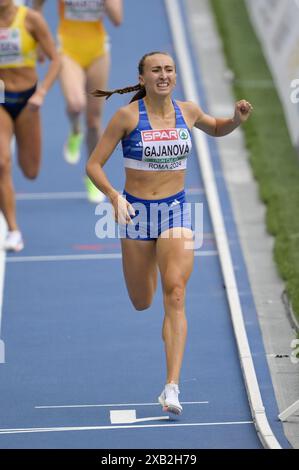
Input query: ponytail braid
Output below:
<box><xmin>91</xmin><ymin>84</ymin><xmax>145</xmax><ymax>101</ymax></box>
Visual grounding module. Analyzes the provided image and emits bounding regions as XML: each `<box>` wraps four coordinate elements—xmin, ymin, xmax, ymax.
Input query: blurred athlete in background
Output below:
<box><xmin>33</xmin><ymin>0</ymin><xmax>123</xmax><ymax>203</ymax></box>
<box><xmin>0</xmin><ymin>0</ymin><xmax>60</xmax><ymax>251</ymax></box>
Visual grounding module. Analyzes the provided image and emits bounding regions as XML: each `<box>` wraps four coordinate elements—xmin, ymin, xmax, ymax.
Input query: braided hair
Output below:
<box><xmin>91</xmin><ymin>51</ymin><xmax>174</xmax><ymax>103</ymax></box>
<box><xmin>91</xmin><ymin>84</ymin><xmax>143</xmax><ymax>101</ymax></box>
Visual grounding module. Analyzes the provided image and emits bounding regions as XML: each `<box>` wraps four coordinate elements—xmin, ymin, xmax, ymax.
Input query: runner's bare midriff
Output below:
<box><xmin>124</xmin><ymin>168</ymin><xmax>185</xmax><ymax>199</ymax></box>
<box><xmin>0</xmin><ymin>68</ymin><xmax>38</xmax><ymax>91</ymax></box>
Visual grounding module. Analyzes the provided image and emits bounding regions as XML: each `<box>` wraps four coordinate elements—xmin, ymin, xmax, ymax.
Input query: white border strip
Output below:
<box><xmin>164</xmin><ymin>0</ymin><xmax>280</xmax><ymax>449</ymax></box>
<box><xmin>0</xmin><ymin>420</ymin><xmax>253</xmax><ymax>435</ymax></box>
<box><xmin>0</xmin><ymin>214</ymin><xmax>6</xmax><ymax>363</ymax></box>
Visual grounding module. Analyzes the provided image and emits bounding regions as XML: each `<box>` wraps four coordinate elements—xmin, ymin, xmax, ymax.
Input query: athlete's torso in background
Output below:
<box><xmin>58</xmin><ymin>0</ymin><xmax>105</xmax><ymax>37</ymax></box>
<box><xmin>0</xmin><ymin>5</ymin><xmax>37</xmax><ymax>90</ymax></box>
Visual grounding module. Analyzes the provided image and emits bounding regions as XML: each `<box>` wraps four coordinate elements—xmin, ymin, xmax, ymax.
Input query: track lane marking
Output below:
<box><xmin>0</xmin><ymin>420</ymin><xmax>253</xmax><ymax>435</ymax></box>
<box><xmin>6</xmin><ymin>251</ymin><xmax>218</xmax><ymax>263</ymax></box>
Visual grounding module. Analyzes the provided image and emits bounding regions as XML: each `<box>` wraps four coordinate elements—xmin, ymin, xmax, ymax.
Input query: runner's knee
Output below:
<box><xmin>67</xmin><ymin>96</ymin><xmax>86</xmax><ymax>115</ymax></box>
<box><xmin>22</xmin><ymin>168</ymin><xmax>38</xmax><ymax>179</ymax></box>
<box><xmin>130</xmin><ymin>293</ymin><xmax>153</xmax><ymax>311</ymax></box>
<box><xmin>163</xmin><ymin>276</ymin><xmax>186</xmax><ymax>310</ymax></box>
<box><xmin>19</xmin><ymin>159</ymin><xmax>40</xmax><ymax>179</ymax></box>
<box><xmin>0</xmin><ymin>153</ymin><xmax>11</xmax><ymax>176</ymax></box>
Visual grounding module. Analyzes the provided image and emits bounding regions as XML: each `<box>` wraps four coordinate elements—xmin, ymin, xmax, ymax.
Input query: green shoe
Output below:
<box><xmin>63</xmin><ymin>132</ymin><xmax>83</xmax><ymax>164</ymax></box>
<box><xmin>84</xmin><ymin>177</ymin><xmax>106</xmax><ymax>203</ymax></box>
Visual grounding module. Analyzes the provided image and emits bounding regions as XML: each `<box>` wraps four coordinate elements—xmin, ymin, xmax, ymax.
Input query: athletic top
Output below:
<box><xmin>57</xmin><ymin>0</ymin><xmax>108</xmax><ymax>68</ymax></box>
<box><xmin>122</xmin><ymin>99</ymin><xmax>192</xmax><ymax>171</ymax></box>
<box><xmin>0</xmin><ymin>6</ymin><xmax>37</xmax><ymax>69</ymax></box>
<box><xmin>58</xmin><ymin>0</ymin><xmax>105</xmax><ymax>32</ymax></box>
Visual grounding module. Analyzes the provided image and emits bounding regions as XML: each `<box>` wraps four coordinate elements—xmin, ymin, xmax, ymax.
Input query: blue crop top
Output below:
<box><xmin>121</xmin><ymin>99</ymin><xmax>192</xmax><ymax>171</ymax></box>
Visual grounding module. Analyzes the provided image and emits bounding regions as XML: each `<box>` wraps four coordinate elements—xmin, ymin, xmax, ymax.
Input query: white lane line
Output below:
<box><xmin>15</xmin><ymin>188</ymin><xmax>205</xmax><ymax>201</ymax></box>
<box><xmin>0</xmin><ymin>420</ymin><xmax>253</xmax><ymax>435</ymax></box>
<box><xmin>195</xmin><ymin>251</ymin><xmax>217</xmax><ymax>257</ymax></box>
<box><xmin>133</xmin><ymin>416</ymin><xmax>170</xmax><ymax>423</ymax></box>
<box><xmin>35</xmin><ymin>401</ymin><xmax>209</xmax><ymax>409</ymax></box>
<box><xmin>7</xmin><ymin>253</ymin><xmax>122</xmax><ymax>263</ymax></box>
<box><xmin>16</xmin><ymin>192</ymin><xmax>88</xmax><ymax>201</ymax></box>
<box><xmin>0</xmin><ymin>214</ymin><xmax>7</xmax><ymax>363</ymax></box>
<box><xmin>6</xmin><ymin>251</ymin><xmax>218</xmax><ymax>264</ymax></box>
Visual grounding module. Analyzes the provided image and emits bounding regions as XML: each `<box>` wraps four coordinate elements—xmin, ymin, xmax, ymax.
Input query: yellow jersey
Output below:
<box><xmin>0</xmin><ymin>6</ymin><xmax>37</xmax><ymax>69</ymax></box>
<box><xmin>57</xmin><ymin>0</ymin><xmax>109</xmax><ymax>68</ymax></box>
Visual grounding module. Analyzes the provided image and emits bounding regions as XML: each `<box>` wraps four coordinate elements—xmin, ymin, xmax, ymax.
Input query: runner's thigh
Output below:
<box><xmin>121</xmin><ymin>238</ymin><xmax>158</xmax><ymax>309</ymax></box>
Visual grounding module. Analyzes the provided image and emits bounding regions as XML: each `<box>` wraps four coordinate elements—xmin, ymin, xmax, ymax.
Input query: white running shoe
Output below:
<box><xmin>3</xmin><ymin>230</ymin><xmax>24</xmax><ymax>252</ymax></box>
<box><xmin>158</xmin><ymin>383</ymin><xmax>182</xmax><ymax>415</ymax></box>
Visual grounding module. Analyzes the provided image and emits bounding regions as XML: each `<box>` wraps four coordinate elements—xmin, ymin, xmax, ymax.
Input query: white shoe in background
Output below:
<box><xmin>3</xmin><ymin>231</ymin><xmax>24</xmax><ymax>252</ymax></box>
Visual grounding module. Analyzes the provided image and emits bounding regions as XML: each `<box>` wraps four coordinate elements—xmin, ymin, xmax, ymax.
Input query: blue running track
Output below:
<box><xmin>0</xmin><ymin>0</ymin><xmax>290</xmax><ymax>449</ymax></box>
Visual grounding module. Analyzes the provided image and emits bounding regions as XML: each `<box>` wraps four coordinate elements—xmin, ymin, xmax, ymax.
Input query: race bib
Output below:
<box><xmin>0</xmin><ymin>28</ymin><xmax>22</xmax><ymax>65</ymax></box>
<box><xmin>141</xmin><ymin>128</ymin><xmax>191</xmax><ymax>171</ymax></box>
<box><xmin>64</xmin><ymin>0</ymin><xmax>104</xmax><ymax>22</ymax></box>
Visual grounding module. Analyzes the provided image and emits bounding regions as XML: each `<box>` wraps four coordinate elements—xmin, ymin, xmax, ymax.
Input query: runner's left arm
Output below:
<box><xmin>105</xmin><ymin>0</ymin><xmax>123</xmax><ymax>26</ymax></box>
<box><xmin>186</xmin><ymin>100</ymin><xmax>253</xmax><ymax>137</ymax></box>
<box><xmin>27</xmin><ymin>10</ymin><xmax>60</xmax><ymax>108</ymax></box>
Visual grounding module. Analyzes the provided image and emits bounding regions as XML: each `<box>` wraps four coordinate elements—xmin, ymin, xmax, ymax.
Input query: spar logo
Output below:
<box><xmin>142</xmin><ymin>129</ymin><xmax>178</xmax><ymax>142</ymax></box>
<box><xmin>179</xmin><ymin>129</ymin><xmax>189</xmax><ymax>140</ymax></box>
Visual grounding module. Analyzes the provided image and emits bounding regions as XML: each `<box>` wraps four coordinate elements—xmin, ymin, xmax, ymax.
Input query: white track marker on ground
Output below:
<box><xmin>109</xmin><ymin>409</ymin><xmax>170</xmax><ymax>424</ymax></box>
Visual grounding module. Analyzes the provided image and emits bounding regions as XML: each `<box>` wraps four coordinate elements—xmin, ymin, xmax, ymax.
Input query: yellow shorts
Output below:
<box><xmin>57</xmin><ymin>21</ymin><xmax>110</xmax><ymax>69</ymax></box>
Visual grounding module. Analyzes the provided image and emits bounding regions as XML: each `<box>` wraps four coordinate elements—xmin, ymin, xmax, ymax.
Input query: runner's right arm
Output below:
<box><xmin>86</xmin><ymin>107</ymin><xmax>135</xmax><ymax>223</ymax></box>
<box><xmin>86</xmin><ymin>107</ymin><xmax>128</xmax><ymax>201</ymax></box>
